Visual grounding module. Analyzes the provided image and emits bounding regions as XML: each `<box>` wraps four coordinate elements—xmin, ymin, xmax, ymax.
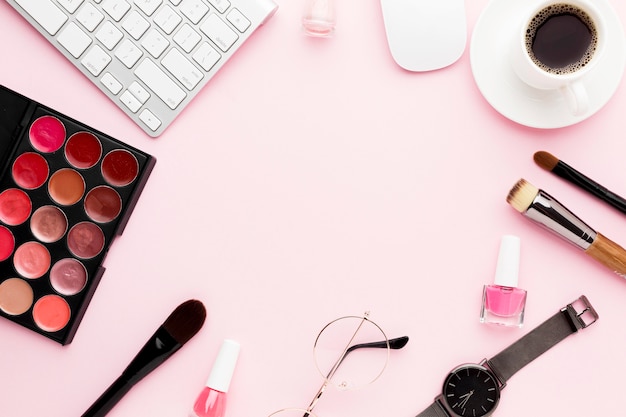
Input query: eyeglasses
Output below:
<box><xmin>267</xmin><ymin>312</ymin><xmax>409</xmax><ymax>417</ymax></box>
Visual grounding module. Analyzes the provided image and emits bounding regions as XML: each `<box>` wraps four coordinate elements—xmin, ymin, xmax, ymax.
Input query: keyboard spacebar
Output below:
<box><xmin>14</xmin><ymin>0</ymin><xmax>68</xmax><ymax>36</ymax></box>
<box><xmin>135</xmin><ymin>60</ymin><xmax>187</xmax><ymax>110</ymax></box>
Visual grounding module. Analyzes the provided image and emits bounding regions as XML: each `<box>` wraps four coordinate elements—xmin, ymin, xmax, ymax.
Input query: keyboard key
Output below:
<box><xmin>13</xmin><ymin>0</ymin><xmax>68</xmax><ymax>35</ymax></box>
<box><xmin>192</xmin><ymin>42</ymin><xmax>220</xmax><ymax>71</ymax></box>
<box><xmin>139</xmin><ymin>109</ymin><xmax>162</xmax><ymax>131</ymax></box>
<box><xmin>208</xmin><ymin>0</ymin><xmax>230</xmax><ymax>14</ymax></box>
<box><xmin>134</xmin><ymin>0</ymin><xmax>162</xmax><ymax>16</ymax></box>
<box><xmin>58</xmin><ymin>22</ymin><xmax>92</xmax><ymax>58</ymax></box>
<box><xmin>96</xmin><ymin>21</ymin><xmax>124</xmax><ymax>50</ymax></box>
<box><xmin>81</xmin><ymin>45</ymin><xmax>112</xmax><ymax>76</ymax></box>
<box><xmin>135</xmin><ymin>59</ymin><xmax>186</xmax><ymax>109</ymax></box>
<box><xmin>200</xmin><ymin>14</ymin><xmax>238</xmax><ymax>52</ymax></box>
<box><xmin>154</xmin><ymin>5</ymin><xmax>182</xmax><ymax>34</ymax></box>
<box><xmin>122</xmin><ymin>10</ymin><xmax>150</xmax><ymax>39</ymax></box>
<box><xmin>227</xmin><ymin>8</ymin><xmax>250</xmax><ymax>32</ymax></box>
<box><xmin>180</xmin><ymin>0</ymin><xmax>209</xmax><ymax>24</ymax></box>
<box><xmin>141</xmin><ymin>29</ymin><xmax>170</xmax><ymax>58</ymax></box>
<box><xmin>120</xmin><ymin>90</ymin><xmax>142</xmax><ymax>112</ymax></box>
<box><xmin>102</xmin><ymin>0</ymin><xmax>131</xmax><ymax>21</ymax></box>
<box><xmin>58</xmin><ymin>0</ymin><xmax>85</xmax><ymax>13</ymax></box>
<box><xmin>76</xmin><ymin>3</ymin><xmax>105</xmax><ymax>31</ymax></box>
<box><xmin>162</xmin><ymin>48</ymin><xmax>203</xmax><ymax>90</ymax></box>
<box><xmin>128</xmin><ymin>81</ymin><xmax>150</xmax><ymax>103</ymax></box>
<box><xmin>173</xmin><ymin>24</ymin><xmax>201</xmax><ymax>53</ymax></box>
<box><xmin>101</xmin><ymin>72</ymin><xmax>123</xmax><ymax>94</ymax></box>
<box><xmin>115</xmin><ymin>39</ymin><xmax>143</xmax><ymax>67</ymax></box>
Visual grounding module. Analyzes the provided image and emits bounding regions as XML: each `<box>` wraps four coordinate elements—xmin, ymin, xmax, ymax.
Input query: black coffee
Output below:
<box><xmin>525</xmin><ymin>3</ymin><xmax>598</xmax><ymax>74</ymax></box>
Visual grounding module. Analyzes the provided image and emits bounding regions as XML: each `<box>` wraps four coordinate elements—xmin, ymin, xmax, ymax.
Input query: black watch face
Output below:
<box><xmin>442</xmin><ymin>364</ymin><xmax>500</xmax><ymax>417</ymax></box>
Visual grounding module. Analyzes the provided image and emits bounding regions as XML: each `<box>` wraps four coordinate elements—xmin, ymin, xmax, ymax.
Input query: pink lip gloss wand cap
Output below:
<box><xmin>190</xmin><ymin>339</ymin><xmax>241</xmax><ymax>417</ymax></box>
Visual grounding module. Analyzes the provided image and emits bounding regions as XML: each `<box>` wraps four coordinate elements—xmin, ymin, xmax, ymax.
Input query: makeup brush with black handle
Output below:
<box><xmin>81</xmin><ymin>299</ymin><xmax>207</xmax><ymax>417</ymax></box>
<box><xmin>534</xmin><ymin>150</ymin><xmax>626</xmax><ymax>214</ymax></box>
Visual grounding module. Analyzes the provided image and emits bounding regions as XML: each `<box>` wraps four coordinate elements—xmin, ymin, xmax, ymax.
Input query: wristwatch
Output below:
<box><xmin>416</xmin><ymin>295</ymin><xmax>598</xmax><ymax>417</ymax></box>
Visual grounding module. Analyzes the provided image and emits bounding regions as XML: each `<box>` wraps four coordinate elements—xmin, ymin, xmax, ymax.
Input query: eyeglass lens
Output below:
<box><xmin>314</xmin><ymin>315</ymin><xmax>389</xmax><ymax>390</ymax></box>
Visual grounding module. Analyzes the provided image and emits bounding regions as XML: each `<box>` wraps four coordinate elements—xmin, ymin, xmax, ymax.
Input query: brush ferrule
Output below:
<box><xmin>525</xmin><ymin>190</ymin><xmax>597</xmax><ymax>250</ymax></box>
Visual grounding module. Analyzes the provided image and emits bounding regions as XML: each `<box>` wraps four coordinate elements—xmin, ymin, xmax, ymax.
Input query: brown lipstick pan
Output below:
<box><xmin>0</xmin><ymin>85</ymin><xmax>155</xmax><ymax>344</ymax></box>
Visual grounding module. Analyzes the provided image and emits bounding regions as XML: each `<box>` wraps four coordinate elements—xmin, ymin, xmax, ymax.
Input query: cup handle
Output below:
<box><xmin>560</xmin><ymin>81</ymin><xmax>589</xmax><ymax>117</ymax></box>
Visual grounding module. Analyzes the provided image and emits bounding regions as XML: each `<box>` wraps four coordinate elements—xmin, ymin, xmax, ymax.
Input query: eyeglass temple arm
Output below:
<box><xmin>329</xmin><ymin>335</ymin><xmax>409</xmax><ymax>379</ymax></box>
<box><xmin>345</xmin><ymin>335</ymin><xmax>409</xmax><ymax>355</ymax></box>
<box><xmin>303</xmin><ymin>336</ymin><xmax>410</xmax><ymax>415</ymax></box>
<box><xmin>326</xmin><ymin>335</ymin><xmax>409</xmax><ymax>381</ymax></box>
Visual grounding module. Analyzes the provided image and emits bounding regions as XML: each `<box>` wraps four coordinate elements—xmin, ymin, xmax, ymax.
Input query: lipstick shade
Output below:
<box><xmin>12</xmin><ymin>152</ymin><xmax>49</xmax><ymax>189</ymax></box>
<box><xmin>0</xmin><ymin>278</ymin><xmax>33</xmax><ymax>315</ymax></box>
<box><xmin>0</xmin><ymin>226</ymin><xmax>14</xmax><ymax>261</ymax></box>
<box><xmin>0</xmin><ymin>188</ymin><xmax>31</xmax><ymax>226</ymax></box>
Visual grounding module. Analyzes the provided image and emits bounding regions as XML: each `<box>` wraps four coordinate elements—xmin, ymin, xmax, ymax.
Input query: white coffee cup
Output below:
<box><xmin>510</xmin><ymin>0</ymin><xmax>606</xmax><ymax>116</ymax></box>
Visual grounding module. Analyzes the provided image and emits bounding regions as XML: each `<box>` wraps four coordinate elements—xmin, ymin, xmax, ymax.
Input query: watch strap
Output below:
<box><xmin>415</xmin><ymin>401</ymin><xmax>448</xmax><ymax>417</ymax></box>
<box><xmin>487</xmin><ymin>295</ymin><xmax>598</xmax><ymax>384</ymax></box>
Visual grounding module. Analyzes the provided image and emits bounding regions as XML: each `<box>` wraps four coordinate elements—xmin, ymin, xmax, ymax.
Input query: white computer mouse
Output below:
<box><xmin>379</xmin><ymin>0</ymin><xmax>467</xmax><ymax>72</ymax></box>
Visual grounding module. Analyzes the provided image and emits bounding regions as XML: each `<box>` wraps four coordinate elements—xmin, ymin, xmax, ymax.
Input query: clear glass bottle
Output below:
<box><xmin>302</xmin><ymin>0</ymin><xmax>336</xmax><ymax>37</ymax></box>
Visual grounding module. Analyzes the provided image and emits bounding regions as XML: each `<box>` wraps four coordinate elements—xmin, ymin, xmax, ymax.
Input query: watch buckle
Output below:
<box><xmin>562</xmin><ymin>295</ymin><xmax>599</xmax><ymax>330</ymax></box>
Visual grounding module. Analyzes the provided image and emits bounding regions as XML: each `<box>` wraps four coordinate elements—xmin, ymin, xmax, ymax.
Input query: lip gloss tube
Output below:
<box><xmin>190</xmin><ymin>339</ymin><xmax>241</xmax><ymax>417</ymax></box>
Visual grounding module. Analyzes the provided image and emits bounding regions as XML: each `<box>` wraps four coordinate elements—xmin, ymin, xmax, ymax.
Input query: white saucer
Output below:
<box><xmin>470</xmin><ymin>0</ymin><xmax>626</xmax><ymax>128</ymax></box>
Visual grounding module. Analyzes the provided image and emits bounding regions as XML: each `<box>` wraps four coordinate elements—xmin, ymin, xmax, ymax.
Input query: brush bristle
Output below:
<box><xmin>533</xmin><ymin>151</ymin><xmax>559</xmax><ymax>171</ymax></box>
<box><xmin>506</xmin><ymin>179</ymin><xmax>539</xmax><ymax>212</ymax></box>
<box><xmin>163</xmin><ymin>299</ymin><xmax>207</xmax><ymax>345</ymax></box>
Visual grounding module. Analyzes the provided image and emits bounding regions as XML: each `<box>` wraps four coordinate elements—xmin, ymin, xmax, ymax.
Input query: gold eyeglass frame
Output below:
<box><xmin>267</xmin><ymin>311</ymin><xmax>409</xmax><ymax>417</ymax></box>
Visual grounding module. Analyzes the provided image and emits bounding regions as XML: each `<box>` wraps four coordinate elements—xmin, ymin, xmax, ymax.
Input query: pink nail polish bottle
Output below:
<box><xmin>480</xmin><ymin>235</ymin><xmax>527</xmax><ymax>328</ymax></box>
<box><xmin>190</xmin><ymin>339</ymin><xmax>241</xmax><ymax>417</ymax></box>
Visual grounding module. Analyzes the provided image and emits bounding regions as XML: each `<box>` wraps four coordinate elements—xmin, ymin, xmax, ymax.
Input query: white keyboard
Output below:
<box><xmin>5</xmin><ymin>0</ymin><xmax>278</xmax><ymax>136</ymax></box>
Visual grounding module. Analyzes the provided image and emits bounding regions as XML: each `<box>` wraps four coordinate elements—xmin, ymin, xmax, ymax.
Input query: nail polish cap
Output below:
<box><xmin>493</xmin><ymin>235</ymin><xmax>521</xmax><ymax>288</ymax></box>
<box><xmin>206</xmin><ymin>339</ymin><xmax>241</xmax><ymax>393</ymax></box>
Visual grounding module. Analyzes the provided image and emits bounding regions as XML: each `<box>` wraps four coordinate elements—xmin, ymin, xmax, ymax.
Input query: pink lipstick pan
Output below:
<box><xmin>0</xmin><ymin>85</ymin><xmax>155</xmax><ymax>344</ymax></box>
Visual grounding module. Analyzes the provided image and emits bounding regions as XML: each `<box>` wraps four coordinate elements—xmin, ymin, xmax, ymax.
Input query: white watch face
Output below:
<box><xmin>442</xmin><ymin>364</ymin><xmax>500</xmax><ymax>417</ymax></box>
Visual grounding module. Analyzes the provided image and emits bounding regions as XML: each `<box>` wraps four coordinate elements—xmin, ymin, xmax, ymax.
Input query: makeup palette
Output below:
<box><xmin>0</xmin><ymin>85</ymin><xmax>155</xmax><ymax>344</ymax></box>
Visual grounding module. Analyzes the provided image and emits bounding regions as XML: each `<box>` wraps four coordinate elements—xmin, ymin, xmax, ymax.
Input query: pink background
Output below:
<box><xmin>1</xmin><ymin>0</ymin><xmax>626</xmax><ymax>416</ymax></box>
